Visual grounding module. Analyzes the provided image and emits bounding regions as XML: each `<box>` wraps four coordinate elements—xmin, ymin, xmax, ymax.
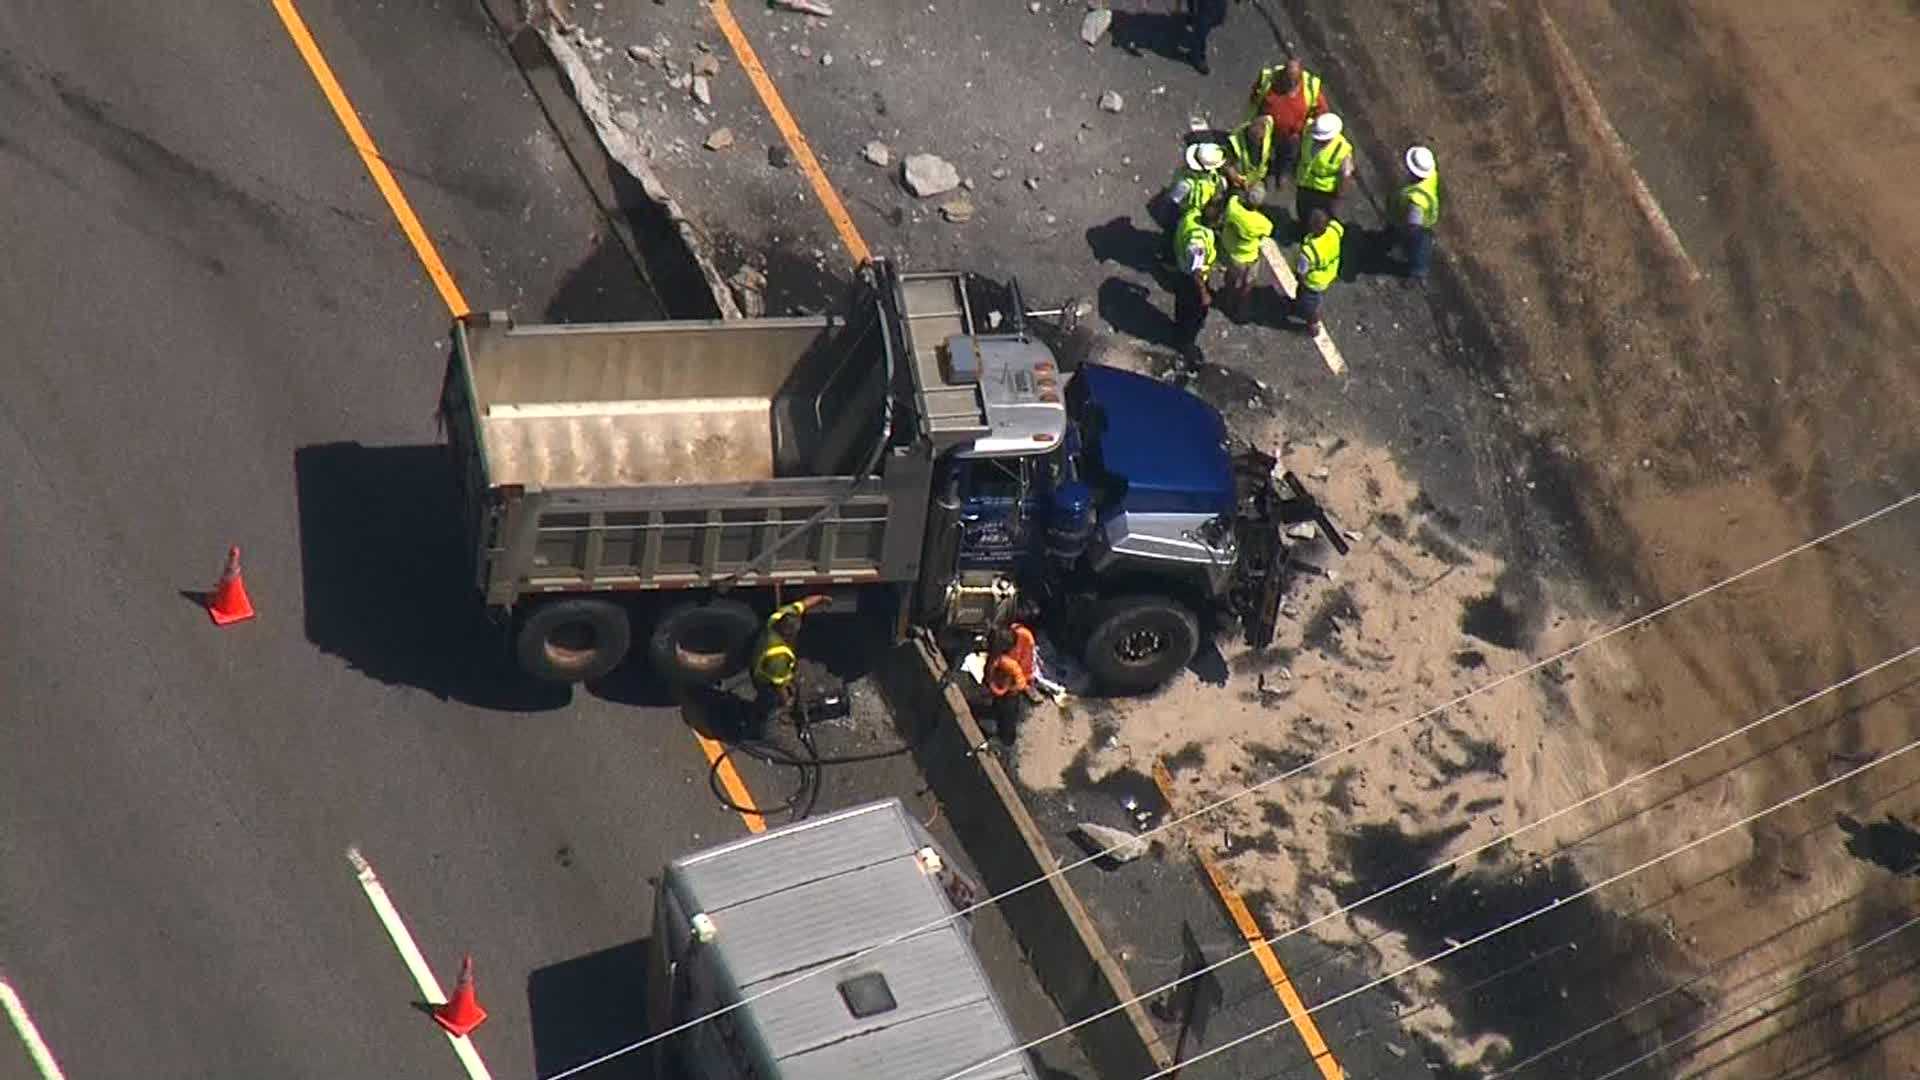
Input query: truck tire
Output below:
<box><xmin>1082</xmin><ymin>594</ymin><xmax>1200</xmax><ymax>695</ymax></box>
<box><xmin>649</xmin><ymin>598</ymin><xmax>761</xmax><ymax>686</ymax></box>
<box><xmin>515</xmin><ymin>597</ymin><xmax>632</xmax><ymax>683</ymax></box>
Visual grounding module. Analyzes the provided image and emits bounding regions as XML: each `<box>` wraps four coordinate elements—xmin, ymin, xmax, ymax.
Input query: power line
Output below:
<box><xmin>1586</xmin><ymin>910</ymin><xmax>1920</xmax><ymax>1080</ymax></box>
<box><xmin>1123</xmin><ymin>730</ymin><xmax>1920</xmax><ymax>1080</ymax></box>
<box><xmin>1347</xmin><ymin>885</ymin><xmax>1887</xmax><ymax>1080</ymax></box>
<box><xmin>542</xmin><ymin>491</ymin><xmax>1920</xmax><ymax>1079</ymax></box>
<box><xmin>932</xmin><ymin>645</ymin><xmax>1920</xmax><ymax>1080</ymax></box>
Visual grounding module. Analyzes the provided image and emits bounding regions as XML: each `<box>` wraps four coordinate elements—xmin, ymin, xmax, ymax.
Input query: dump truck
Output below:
<box><xmin>646</xmin><ymin>798</ymin><xmax>1039</xmax><ymax>1080</ymax></box>
<box><xmin>439</xmin><ymin>260</ymin><xmax>1341</xmax><ymax>694</ymax></box>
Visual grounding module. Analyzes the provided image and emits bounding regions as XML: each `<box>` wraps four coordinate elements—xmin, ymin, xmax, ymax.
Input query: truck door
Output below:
<box><xmin>957</xmin><ymin>457</ymin><xmax>1038</xmax><ymax>570</ymax></box>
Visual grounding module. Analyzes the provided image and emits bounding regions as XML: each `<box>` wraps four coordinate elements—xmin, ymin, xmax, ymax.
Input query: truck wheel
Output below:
<box><xmin>649</xmin><ymin>598</ymin><xmax>760</xmax><ymax>685</ymax></box>
<box><xmin>515</xmin><ymin>598</ymin><xmax>632</xmax><ymax>683</ymax></box>
<box><xmin>1083</xmin><ymin>595</ymin><xmax>1200</xmax><ymax>695</ymax></box>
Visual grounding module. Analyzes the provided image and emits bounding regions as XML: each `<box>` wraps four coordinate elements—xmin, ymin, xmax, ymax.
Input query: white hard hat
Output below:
<box><xmin>1186</xmin><ymin>142</ymin><xmax>1226</xmax><ymax>171</ymax></box>
<box><xmin>1405</xmin><ymin>145</ymin><xmax>1436</xmax><ymax>178</ymax></box>
<box><xmin>1311</xmin><ymin>113</ymin><xmax>1344</xmax><ymax>141</ymax></box>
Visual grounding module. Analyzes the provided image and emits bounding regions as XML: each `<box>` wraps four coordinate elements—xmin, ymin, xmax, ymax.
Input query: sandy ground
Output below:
<box><xmin>1022</xmin><ymin>1</ymin><xmax>1920</xmax><ymax>1074</ymax></box>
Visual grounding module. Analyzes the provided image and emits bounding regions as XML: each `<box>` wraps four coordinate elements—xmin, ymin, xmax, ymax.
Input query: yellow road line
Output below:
<box><xmin>269</xmin><ymin>0</ymin><xmax>471</xmax><ymax>316</ymax></box>
<box><xmin>695</xmin><ymin>729</ymin><xmax>768</xmax><ymax>833</ymax></box>
<box><xmin>707</xmin><ymin>0</ymin><xmax>871</xmax><ymax>264</ymax></box>
<box><xmin>1152</xmin><ymin>761</ymin><xmax>1345</xmax><ymax>1080</ymax></box>
<box><xmin>272</xmin><ymin>0</ymin><xmax>771</xmax><ymax>835</ymax></box>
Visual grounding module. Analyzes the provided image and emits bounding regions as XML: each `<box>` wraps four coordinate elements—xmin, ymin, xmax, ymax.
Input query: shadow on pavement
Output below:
<box><xmin>1086</xmin><ymin>215</ymin><xmax>1167</xmax><ymax>275</ymax></box>
<box><xmin>294</xmin><ymin>441</ymin><xmax>569</xmax><ymax>711</ymax></box>
<box><xmin>528</xmin><ymin>938</ymin><xmax>658</xmax><ymax>1080</ymax></box>
<box><xmin>1097</xmin><ymin>277</ymin><xmax>1179</xmax><ymax>346</ymax></box>
<box><xmin>1110</xmin><ymin>11</ymin><xmax>1192</xmax><ymax>66</ymax></box>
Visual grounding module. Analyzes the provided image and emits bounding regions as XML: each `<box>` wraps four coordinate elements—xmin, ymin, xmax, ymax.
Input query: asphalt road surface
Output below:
<box><xmin>0</xmin><ymin>1</ymin><xmax>749</xmax><ymax>1077</ymax></box>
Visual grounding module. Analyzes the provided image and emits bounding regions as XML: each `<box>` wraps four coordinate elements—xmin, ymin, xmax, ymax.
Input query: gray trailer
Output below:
<box><xmin>646</xmin><ymin>799</ymin><xmax>1041</xmax><ymax>1080</ymax></box>
<box><xmin>440</xmin><ymin>261</ymin><xmax>1341</xmax><ymax>692</ymax></box>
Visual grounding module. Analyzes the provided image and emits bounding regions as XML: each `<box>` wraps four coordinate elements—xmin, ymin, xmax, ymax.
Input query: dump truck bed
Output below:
<box><xmin>460</xmin><ymin>317</ymin><xmax>835</xmax><ymax>489</ymax></box>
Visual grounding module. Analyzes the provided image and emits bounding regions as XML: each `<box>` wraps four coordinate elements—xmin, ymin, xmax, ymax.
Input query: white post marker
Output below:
<box><xmin>1259</xmin><ymin>237</ymin><xmax>1348</xmax><ymax>375</ymax></box>
<box><xmin>0</xmin><ymin>979</ymin><xmax>67</xmax><ymax>1080</ymax></box>
<box><xmin>346</xmin><ymin>847</ymin><xmax>494</xmax><ymax>1080</ymax></box>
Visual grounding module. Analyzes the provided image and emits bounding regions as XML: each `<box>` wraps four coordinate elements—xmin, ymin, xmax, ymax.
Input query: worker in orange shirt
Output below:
<box><xmin>1246</xmin><ymin>59</ymin><xmax>1329</xmax><ymax>185</ymax></box>
<box><xmin>983</xmin><ymin>622</ymin><xmax>1037</xmax><ymax>745</ymax></box>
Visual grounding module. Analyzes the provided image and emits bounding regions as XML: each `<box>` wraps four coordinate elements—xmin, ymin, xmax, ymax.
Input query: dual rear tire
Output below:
<box><xmin>513</xmin><ymin>595</ymin><xmax>761</xmax><ymax>686</ymax></box>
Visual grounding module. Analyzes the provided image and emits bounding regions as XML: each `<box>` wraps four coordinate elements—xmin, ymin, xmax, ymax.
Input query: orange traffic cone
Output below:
<box><xmin>433</xmin><ymin>955</ymin><xmax>488</xmax><ymax>1037</ymax></box>
<box><xmin>206</xmin><ymin>545</ymin><xmax>256</xmax><ymax>626</ymax></box>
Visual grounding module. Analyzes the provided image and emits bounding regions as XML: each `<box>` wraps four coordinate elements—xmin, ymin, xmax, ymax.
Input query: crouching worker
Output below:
<box><xmin>753</xmin><ymin>594</ymin><xmax>832</xmax><ymax>710</ymax></box>
<box><xmin>982</xmin><ymin>622</ymin><xmax>1037</xmax><ymax>746</ymax></box>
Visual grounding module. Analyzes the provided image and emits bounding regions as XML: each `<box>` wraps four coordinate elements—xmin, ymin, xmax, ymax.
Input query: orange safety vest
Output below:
<box><xmin>986</xmin><ymin>625</ymin><xmax>1036</xmax><ymax>697</ymax></box>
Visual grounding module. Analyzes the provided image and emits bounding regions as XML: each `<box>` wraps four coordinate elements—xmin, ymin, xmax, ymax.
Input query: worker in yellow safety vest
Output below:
<box><xmin>1294</xmin><ymin>112</ymin><xmax>1354</xmax><ymax>236</ymax></box>
<box><xmin>1219</xmin><ymin>188</ymin><xmax>1274</xmax><ymax>314</ymax></box>
<box><xmin>752</xmin><ymin>594</ymin><xmax>832</xmax><ymax>703</ymax></box>
<box><xmin>1172</xmin><ymin>205</ymin><xmax>1219</xmax><ymax>367</ymax></box>
<box><xmin>1293</xmin><ymin>208</ymin><xmax>1344</xmax><ymax>336</ymax></box>
<box><xmin>1161</xmin><ymin>140</ymin><xmax>1226</xmax><ymax>261</ymax></box>
<box><xmin>1224</xmin><ymin>115</ymin><xmax>1277</xmax><ymax>196</ymax></box>
<box><xmin>1393</xmin><ymin>145</ymin><xmax>1441</xmax><ymax>281</ymax></box>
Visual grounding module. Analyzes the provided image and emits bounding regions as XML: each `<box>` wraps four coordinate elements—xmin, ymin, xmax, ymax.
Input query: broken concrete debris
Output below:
<box><xmin>691</xmin><ymin>52</ymin><xmax>720</xmax><ymax>77</ymax></box>
<box><xmin>862</xmin><ymin>140</ymin><xmax>892</xmax><ymax>167</ymax></box>
<box><xmin>1075</xmin><ymin>822</ymin><xmax>1148</xmax><ymax>864</ymax></box>
<box><xmin>1098</xmin><ymin>90</ymin><xmax>1123</xmax><ymax>113</ymax></box>
<box><xmin>940</xmin><ymin>198</ymin><xmax>975</xmax><ymax>224</ymax></box>
<box><xmin>770</xmin><ymin>0</ymin><xmax>834</xmax><ymax>15</ymax></box>
<box><xmin>627</xmin><ymin>44</ymin><xmax>658</xmax><ymax>66</ymax></box>
<box><xmin>704</xmin><ymin>127</ymin><xmax>735</xmax><ymax>151</ymax></box>
<box><xmin>690</xmin><ymin>75</ymin><xmax>712</xmax><ymax>105</ymax></box>
<box><xmin>1080</xmin><ymin>7</ymin><xmax>1113</xmax><ymax>46</ymax></box>
<box><xmin>728</xmin><ymin>265</ymin><xmax>768</xmax><ymax>318</ymax></box>
<box><xmin>901</xmin><ymin>153</ymin><xmax>960</xmax><ymax>197</ymax></box>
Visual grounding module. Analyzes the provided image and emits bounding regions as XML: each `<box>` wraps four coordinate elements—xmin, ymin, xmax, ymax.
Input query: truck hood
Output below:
<box><xmin>1072</xmin><ymin>364</ymin><xmax>1235</xmax><ymax>516</ymax></box>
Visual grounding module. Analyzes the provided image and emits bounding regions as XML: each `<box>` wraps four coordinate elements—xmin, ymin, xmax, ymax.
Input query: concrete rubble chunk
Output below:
<box><xmin>771</xmin><ymin>0</ymin><xmax>835</xmax><ymax>15</ymax></box>
<box><xmin>1080</xmin><ymin>7</ymin><xmax>1113</xmax><ymax>46</ymax></box>
<box><xmin>668</xmin><ymin>72</ymin><xmax>692</xmax><ymax>92</ymax></box>
<box><xmin>627</xmin><ymin>44</ymin><xmax>659</xmax><ymax>67</ymax></box>
<box><xmin>692</xmin><ymin>52</ymin><xmax>720</xmax><ymax>77</ymax></box>
<box><xmin>989</xmin><ymin>165</ymin><xmax>1010</xmax><ymax>180</ymax></box>
<box><xmin>1286</xmin><ymin>522</ymin><xmax>1318</xmax><ymax>540</ymax></box>
<box><xmin>729</xmin><ymin>266</ymin><xmax>768</xmax><ymax>317</ymax></box>
<box><xmin>939</xmin><ymin>197</ymin><xmax>975</xmax><ymax>223</ymax></box>
<box><xmin>1024</xmin><ymin>176</ymin><xmax>1041</xmax><ymax>190</ymax></box>
<box><xmin>691</xmin><ymin>75</ymin><xmax>712</xmax><ymax>105</ymax></box>
<box><xmin>704</xmin><ymin>127</ymin><xmax>735</xmax><ymax>151</ymax></box>
<box><xmin>614</xmin><ymin>109</ymin><xmax>641</xmax><ymax>131</ymax></box>
<box><xmin>901</xmin><ymin>153</ymin><xmax>960</xmax><ymax>197</ymax></box>
<box><xmin>1076</xmin><ymin>822</ymin><xmax>1148</xmax><ymax>864</ymax></box>
<box><xmin>1098</xmin><ymin>90</ymin><xmax>1123</xmax><ymax>113</ymax></box>
<box><xmin>862</xmin><ymin>140</ymin><xmax>892</xmax><ymax>167</ymax></box>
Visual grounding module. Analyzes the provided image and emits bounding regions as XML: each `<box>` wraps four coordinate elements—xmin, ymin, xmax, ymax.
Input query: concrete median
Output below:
<box><xmin>877</xmin><ymin>638</ymin><xmax>1173</xmax><ymax>1080</ymax></box>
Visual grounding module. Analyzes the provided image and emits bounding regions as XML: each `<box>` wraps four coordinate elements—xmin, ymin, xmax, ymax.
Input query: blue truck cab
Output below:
<box><xmin>894</xmin><ymin>266</ymin><xmax>1343</xmax><ymax>692</ymax></box>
